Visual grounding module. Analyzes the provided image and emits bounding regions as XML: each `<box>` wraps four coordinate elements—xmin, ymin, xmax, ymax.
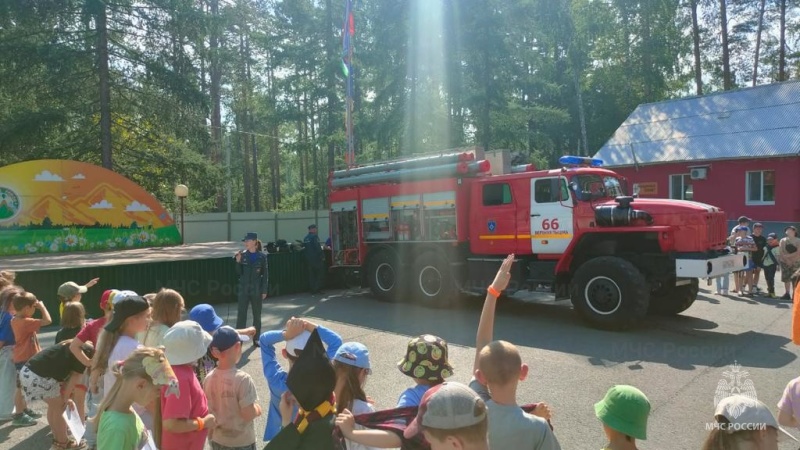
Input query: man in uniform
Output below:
<box><xmin>304</xmin><ymin>224</ymin><xmax>324</xmax><ymax>294</ymax></box>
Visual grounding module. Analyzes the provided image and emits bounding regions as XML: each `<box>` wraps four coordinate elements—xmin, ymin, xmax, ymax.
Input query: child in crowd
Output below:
<box><xmin>470</xmin><ymin>254</ymin><xmax>560</xmax><ymax>450</ymax></box>
<box><xmin>705</xmin><ymin>395</ymin><xmax>795</xmax><ymax>450</ymax></box>
<box><xmin>595</xmin><ymin>385</ymin><xmax>651</xmax><ymax>450</ymax></box>
<box><xmin>333</xmin><ymin>342</ymin><xmax>382</xmax><ymax>450</ymax></box>
<box><xmin>266</xmin><ymin>328</ymin><xmax>337</xmax><ymax>450</ymax></box>
<box><xmin>259</xmin><ymin>316</ymin><xmax>342</xmax><ymax>441</ymax></box>
<box><xmin>402</xmin><ymin>382</ymin><xmax>490</xmax><ymax>450</ymax></box>
<box><xmin>763</xmin><ymin>233</ymin><xmax>782</xmax><ymax>298</ymax></box>
<box><xmin>204</xmin><ymin>326</ymin><xmax>261</xmax><ymax>450</ymax></box>
<box><xmin>161</xmin><ymin>320</ymin><xmax>217</xmax><ymax>450</ymax></box>
<box><xmin>734</xmin><ymin>226</ymin><xmax>758</xmax><ymax>296</ymax></box>
<box><xmin>189</xmin><ymin>303</ymin><xmax>256</xmax><ymax>385</ymax></box>
<box><xmin>335</xmin><ymin>333</ymin><xmax>454</xmax><ymax>449</ymax></box>
<box><xmin>138</xmin><ymin>288</ymin><xmax>185</xmax><ymax>347</ymax></box>
<box><xmin>58</xmin><ymin>278</ymin><xmax>99</xmax><ymax>320</ymax></box>
<box><xmin>57</xmin><ymin>302</ymin><xmax>87</xmax><ymax>343</ymax></box>
<box><xmin>10</xmin><ymin>290</ymin><xmax>51</xmax><ymax>426</ymax></box>
<box><xmin>95</xmin><ymin>347</ymin><xmax>180</xmax><ymax>450</ymax></box>
<box><xmin>0</xmin><ymin>285</ymin><xmax>23</xmax><ymax>422</ymax></box>
<box><xmin>19</xmin><ymin>339</ymin><xmax>94</xmax><ymax>450</ymax></box>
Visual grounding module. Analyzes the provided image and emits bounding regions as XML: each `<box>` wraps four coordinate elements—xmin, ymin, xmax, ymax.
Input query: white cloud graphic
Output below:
<box><xmin>72</xmin><ymin>173</ymin><xmax>86</xmax><ymax>180</ymax></box>
<box><xmin>126</xmin><ymin>201</ymin><xmax>152</xmax><ymax>212</ymax></box>
<box><xmin>90</xmin><ymin>200</ymin><xmax>113</xmax><ymax>209</ymax></box>
<box><xmin>33</xmin><ymin>170</ymin><xmax>64</xmax><ymax>182</ymax></box>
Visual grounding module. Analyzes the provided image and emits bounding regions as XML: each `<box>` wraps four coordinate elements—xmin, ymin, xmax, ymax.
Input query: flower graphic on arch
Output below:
<box><xmin>125</xmin><ymin>238</ymin><xmax>134</xmax><ymax>247</ymax></box>
<box><xmin>26</xmin><ymin>244</ymin><xmax>37</xmax><ymax>253</ymax></box>
<box><xmin>78</xmin><ymin>237</ymin><xmax>87</xmax><ymax>246</ymax></box>
<box><xmin>138</xmin><ymin>231</ymin><xmax>149</xmax><ymax>243</ymax></box>
<box><xmin>49</xmin><ymin>243</ymin><xmax>59</xmax><ymax>252</ymax></box>
<box><xmin>64</xmin><ymin>235</ymin><xmax>78</xmax><ymax>247</ymax></box>
<box><xmin>36</xmin><ymin>241</ymin><xmax>44</xmax><ymax>248</ymax></box>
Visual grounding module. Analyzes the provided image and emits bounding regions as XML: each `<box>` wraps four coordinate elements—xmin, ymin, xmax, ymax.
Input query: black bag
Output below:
<box><xmin>787</xmin><ymin>243</ymin><xmax>798</xmax><ymax>254</ymax></box>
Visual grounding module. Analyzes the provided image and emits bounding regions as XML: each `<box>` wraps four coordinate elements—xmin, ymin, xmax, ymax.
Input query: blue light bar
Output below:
<box><xmin>559</xmin><ymin>156</ymin><xmax>604</xmax><ymax>167</ymax></box>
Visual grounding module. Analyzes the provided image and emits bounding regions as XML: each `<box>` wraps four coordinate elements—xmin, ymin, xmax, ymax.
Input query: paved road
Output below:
<box><xmin>3</xmin><ymin>280</ymin><xmax>799</xmax><ymax>450</ymax></box>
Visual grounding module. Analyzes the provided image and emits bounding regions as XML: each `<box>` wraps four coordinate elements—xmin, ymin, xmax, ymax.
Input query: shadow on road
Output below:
<box><xmin>269</xmin><ymin>289</ymin><xmax>796</xmax><ymax>372</ymax></box>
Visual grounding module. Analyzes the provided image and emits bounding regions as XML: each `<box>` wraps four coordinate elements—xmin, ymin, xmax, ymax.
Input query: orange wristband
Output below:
<box><xmin>487</xmin><ymin>286</ymin><xmax>501</xmax><ymax>298</ymax></box>
<box><xmin>195</xmin><ymin>417</ymin><xmax>204</xmax><ymax>431</ymax></box>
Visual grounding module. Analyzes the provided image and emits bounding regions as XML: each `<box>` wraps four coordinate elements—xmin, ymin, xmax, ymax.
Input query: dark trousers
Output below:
<box><xmin>308</xmin><ymin>258</ymin><xmax>323</xmax><ymax>293</ymax></box>
<box><xmin>236</xmin><ymin>289</ymin><xmax>262</xmax><ymax>336</ymax></box>
<box><xmin>764</xmin><ymin>265</ymin><xmax>777</xmax><ymax>294</ymax></box>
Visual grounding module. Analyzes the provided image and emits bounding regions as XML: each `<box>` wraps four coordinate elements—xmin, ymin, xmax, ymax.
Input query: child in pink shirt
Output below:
<box><xmin>161</xmin><ymin>320</ymin><xmax>217</xmax><ymax>450</ymax></box>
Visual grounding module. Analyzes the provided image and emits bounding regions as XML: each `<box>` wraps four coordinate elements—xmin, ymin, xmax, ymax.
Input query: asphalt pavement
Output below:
<box><xmin>2</xmin><ymin>278</ymin><xmax>799</xmax><ymax>450</ymax></box>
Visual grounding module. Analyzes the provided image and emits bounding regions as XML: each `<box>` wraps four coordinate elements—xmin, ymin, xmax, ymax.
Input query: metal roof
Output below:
<box><xmin>593</xmin><ymin>80</ymin><xmax>800</xmax><ymax>167</ymax></box>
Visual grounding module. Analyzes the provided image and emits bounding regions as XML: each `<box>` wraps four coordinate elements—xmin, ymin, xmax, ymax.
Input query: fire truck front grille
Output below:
<box><xmin>707</xmin><ymin>213</ymin><xmax>727</xmax><ymax>248</ymax></box>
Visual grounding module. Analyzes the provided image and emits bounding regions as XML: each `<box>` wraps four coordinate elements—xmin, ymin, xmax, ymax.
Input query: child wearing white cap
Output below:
<box><xmin>161</xmin><ymin>320</ymin><xmax>217</xmax><ymax>450</ymax></box>
<box><xmin>258</xmin><ymin>316</ymin><xmax>342</xmax><ymax>442</ymax></box>
<box><xmin>703</xmin><ymin>394</ymin><xmax>797</xmax><ymax>450</ymax></box>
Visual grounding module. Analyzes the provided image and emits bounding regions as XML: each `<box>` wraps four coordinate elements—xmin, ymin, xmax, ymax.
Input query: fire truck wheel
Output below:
<box><xmin>367</xmin><ymin>249</ymin><xmax>402</xmax><ymax>302</ymax></box>
<box><xmin>411</xmin><ymin>252</ymin><xmax>458</xmax><ymax>308</ymax></box>
<box><xmin>648</xmin><ymin>278</ymin><xmax>699</xmax><ymax>315</ymax></box>
<box><xmin>570</xmin><ymin>256</ymin><xmax>649</xmax><ymax>331</ymax></box>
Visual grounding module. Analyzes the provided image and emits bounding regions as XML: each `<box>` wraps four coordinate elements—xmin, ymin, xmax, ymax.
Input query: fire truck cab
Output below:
<box><xmin>328</xmin><ymin>150</ymin><xmax>745</xmax><ymax>330</ymax></box>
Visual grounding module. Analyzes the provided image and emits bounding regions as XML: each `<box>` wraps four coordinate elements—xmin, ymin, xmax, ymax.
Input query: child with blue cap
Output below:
<box><xmin>332</xmin><ymin>342</ymin><xmax>382</xmax><ymax>450</ymax></box>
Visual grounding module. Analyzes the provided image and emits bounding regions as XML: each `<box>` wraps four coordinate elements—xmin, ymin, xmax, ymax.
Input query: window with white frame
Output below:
<box><xmin>669</xmin><ymin>174</ymin><xmax>693</xmax><ymax>200</ymax></box>
<box><xmin>746</xmin><ymin>170</ymin><xmax>775</xmax><ymax>204</ymax></box>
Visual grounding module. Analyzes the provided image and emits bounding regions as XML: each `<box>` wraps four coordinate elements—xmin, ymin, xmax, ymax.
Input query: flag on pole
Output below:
<box><xmin>342</xmin><ymin>0</ymin><xmax>356</xmax><ymax>168</ymax></box>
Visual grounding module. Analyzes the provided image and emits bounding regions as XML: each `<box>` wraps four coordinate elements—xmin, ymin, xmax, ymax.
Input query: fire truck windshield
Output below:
<box><xmin>571</xmin><ymin>174</ymin><xmax>626</xmax><ymax>200</ymax></box>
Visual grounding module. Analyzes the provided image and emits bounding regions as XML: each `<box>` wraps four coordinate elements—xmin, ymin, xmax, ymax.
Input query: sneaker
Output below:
<box><xmin>24</xmin><ymin>408</ymin><xmax>42</xmax><ymax>419</ymax></box>
<box><xmin>12</xmin><ymin>413</ymin><xmax>37</xmax><ymax>427</ymax></box>
<box><xmin>722</xmin><ymin>289</ymin><xmax>729</xmax><ymax>296</ymax></box>
<box><xmin>714</xmin><ymin>291</ymin><xmax>721</xmax><ymax>295</ymax></box>
<box><xmin>768</xmin><ymin>293</ymin><xmax>777</xmax><ymax>298</ymax></box>
<box><xmin>782</xmin><ymin>293</ymin><xmax>791</xmax><ymax>300</ymax></box>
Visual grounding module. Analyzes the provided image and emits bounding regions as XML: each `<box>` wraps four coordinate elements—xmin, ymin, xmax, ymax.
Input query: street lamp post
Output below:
<box><xmin>174</xmin><ymin>184</ymin><xmax>189</xmax><ymax>245</ymax></box>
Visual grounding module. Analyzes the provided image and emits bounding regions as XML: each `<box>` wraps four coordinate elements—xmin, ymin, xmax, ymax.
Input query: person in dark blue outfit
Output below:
<box><xmin>303</xmin><ymin>225</ymin><xmax>324</xmax><ymax>294</ymax></box>
<box><xmin>235</xmin><ymin>232</ymin><xmax>268</xmax><ymax>345</ymax></box>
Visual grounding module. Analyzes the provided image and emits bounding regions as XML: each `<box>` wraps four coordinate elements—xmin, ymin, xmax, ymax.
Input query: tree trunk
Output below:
<box><xmin>778</xmin><ymin>0</ymin><xmax>787</xmax><ymax>81</ymax></box>
<box><xmin>572</xmin><ymin>64</ymin><xmax>588</xmax><ymax>156</ymax></box>
<box><xmin>246</xmin><ymin>35</ymin><xmax>259</xmax><ymax>212</ymax></box>
<box><xmin>209</xmin><ymin>0</ymin><xmax>222</xmax><ymax>163</ymax></box>
<box><xmin>752</xmin><ymin>0</ymin><xmax>766</xmax><ymax>86</ymax></box>
<box><xmin>96</xmin><ymin>2</ymin><xmax>112</xmax><ymax>169</ymax></box>
<box><xmin>719</xmin><ymin>0</ymin><xmax>733</xmax><ymax>90</ymax></box>
<box><xmin>690</xmin><ymin>0</ymin><xmax>703</xmax><ymax>95</ymax></box>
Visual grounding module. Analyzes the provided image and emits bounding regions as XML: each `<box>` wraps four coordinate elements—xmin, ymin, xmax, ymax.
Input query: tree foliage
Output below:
<box><xmin>0</xmin><ymin>0</ymin><xmax>797</xmax><ymax>212</ymax></box>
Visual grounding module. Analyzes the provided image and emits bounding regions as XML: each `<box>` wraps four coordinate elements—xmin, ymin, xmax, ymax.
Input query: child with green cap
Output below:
<box><xmin>595</xmin><ymin>385</ymin><xmax>650</xmax><ymax>450</ymax></box>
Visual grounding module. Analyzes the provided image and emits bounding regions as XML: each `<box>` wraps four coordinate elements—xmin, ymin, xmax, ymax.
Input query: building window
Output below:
<box><xmin>746</xmin><ymin>171</ymin><xmax>775</xmax><ymax>205</ymax></box>
<box><xmin>483</xmin><ymin>183</ymin><xmax>512</xmax><ymax>206</ymax></box>
<box><xmin>669</xmin><ymin>174</ymin><xmax>693</xmax><ymax>200</ymax></box>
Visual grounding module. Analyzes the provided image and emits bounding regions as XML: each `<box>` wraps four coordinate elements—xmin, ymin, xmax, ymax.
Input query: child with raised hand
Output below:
<box><xmin>596</xmin><ymin>385</ymin><xmax>651</xmax><ymax>450</ymax></box>
<box><xmin>161</xmin><ymin>320</ymin><xmax>217</xmax><ymax>450</ymax></box>
<box><xmin>57</xmin><ymin>278</ymin><xmax>99</xmax><ymax>320</ymax></box>
<box><xmin>469</xmin><ymin>254</ymin><xmax>561</xmax><ymax>450</ymax></box>
<box><xmin>10</xmin><ymin>290</ymin><xmax>51</xmax><ymax>426</ymax></box>
<box><xmin>95</xmin><ymin>347</ymin><xmax>181</xmax><ymax>450</ymax></box>
<box><xmin>266</xmin><ymin>328</ymin><xmax>337</xmax><ymax>450</ymax></box>
<box><xmin>204</xmin><ymin>326</ymin><xmax>261</xmax><ymax>450</ymax></box>
<box><xmin>259</xmin><ymin>316</ymin><xmax>342</xmax><ymax>442</ymax></box>
<box><xmin>19</xmin><ymin>339</ymin><xmax>94</xmax><ymax>450</ymax></box>
<box><xmin>57</xmin><ymin>302</ymin><xmax>87</xmax><ymax>343</ymax></box>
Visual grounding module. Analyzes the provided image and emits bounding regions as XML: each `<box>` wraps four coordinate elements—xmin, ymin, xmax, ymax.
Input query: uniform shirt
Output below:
<box><xmin>11</xmin><ymin>317</ymin><xmax>41</xmax><ymax>363</ymax></box>
<box><xmin>236</xmin><ymin>251</ymin><xmax>269</xmax><ymax>294</ymax></box>
<box><xmin>469</xmin><ymin>378</ymin><xmax>562</xmax><ymax>450</ymax></box>
<box><xmin>259</xmin><ymin>326</ymin><xmax>343</xmax><ymax>441</ymax></box>
<box><xmin>161</xmin><ymin>364</ymin><xmax>209</xmax><ymax>450</ymax></box>
<box><xmin>304</xmin><ymin>233</ymin><xmax>322</xmax><ymax>259</ymax></box>
<box><xmin>204</xmin><ymin>367</ymin><xmax>259</xmax><ymax>447</ymax></box>
<box><xmin>27</xmin><ymin>342</ymin><xmax>86</xmax><ymax>381</ymax></box>
<box><xmin>0</xmin><ymin>311</ymin><xmax>15</xmax><ymax>346</ymax></box>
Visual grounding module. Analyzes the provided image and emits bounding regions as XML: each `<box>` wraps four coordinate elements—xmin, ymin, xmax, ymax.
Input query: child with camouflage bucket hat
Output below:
<box><xmin>396</xmin><ymin>334</ymin><xmax>454</xmax><ymax>408</ymax></box>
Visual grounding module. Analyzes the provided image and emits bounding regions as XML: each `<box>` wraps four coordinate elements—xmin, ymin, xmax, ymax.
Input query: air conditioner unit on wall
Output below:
<box><xmin>690</xmin><ymin>167</ymin><xmax>708</xmax><ymax>180</ymax></box>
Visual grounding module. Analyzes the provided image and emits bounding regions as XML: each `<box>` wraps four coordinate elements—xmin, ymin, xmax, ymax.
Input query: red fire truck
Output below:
<box><xmin>327</xmin><ymin>150</ymin><xmax>745</xmax><ymax>330</ymax></box>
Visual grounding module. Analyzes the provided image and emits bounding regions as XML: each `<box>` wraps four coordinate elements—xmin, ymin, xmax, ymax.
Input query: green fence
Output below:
<box><xmin>13</xmin><ymin>251</ymin><xmax>313</xmax><ymax>325</ymax></box>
